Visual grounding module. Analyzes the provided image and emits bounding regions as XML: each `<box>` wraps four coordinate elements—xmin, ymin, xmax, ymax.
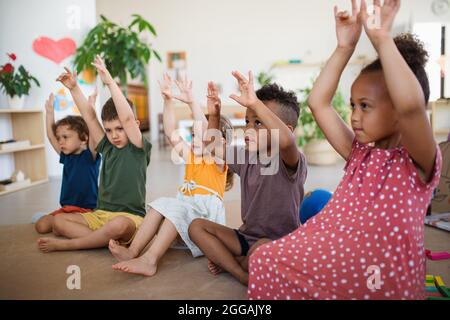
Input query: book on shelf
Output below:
<box><xmin>0</xmin><ymin>178</ymin><xmax>31</xmax><ymax>192</ymax></box>
<box><xmin>0</xmin><ymin>140</ymin><xmax>31</xmax><ymax>151</ymax></box>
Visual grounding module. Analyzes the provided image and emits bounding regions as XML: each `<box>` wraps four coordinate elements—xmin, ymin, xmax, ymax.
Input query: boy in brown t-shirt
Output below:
<box><xmin>189</xmin><ymin>72</ymin><xmax>307</xmax><ymax>285</ymax></box>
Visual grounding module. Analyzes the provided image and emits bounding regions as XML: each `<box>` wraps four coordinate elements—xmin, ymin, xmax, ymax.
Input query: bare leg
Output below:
<box><xmin>238</xmin><ymin>238</ymin><xmax>272</xmax><ymax>272</ymax></box>
<box><xmin>188</xmin><ymin>218</ymin><xmax>248</xmax><ymax>285</ymax></box>
<box><xmin>208</xmin><ymin>256</ymin><xmax>246</xmax><ymax>275</ymax></box>
<box><xmin>50</xmin><ymin>213</ymin><xmax>91</xmax><ymax>238</ymax></box>
<box><xmin>38</xmin><ymin>216</ymin><xmax>135</xmax><ymax>252</ymax></box>
<box><xmin>210</xmin><ymin>239</ymin><xmax>271</xmax><ymax>274</ymax></box>
<box><xmin>112</xmin><ymin>218</ymin><xmax>178</xmax><ymax>276</ymax></box>
<box><xmin>35</xmin><ymin>215</ymin><xmax>54</xmax><ymax>234</ymax></box>
<box><xmin>109</xmin><ymin>208</ymin><xmax>164</xmax><ymax>262</ymax></box>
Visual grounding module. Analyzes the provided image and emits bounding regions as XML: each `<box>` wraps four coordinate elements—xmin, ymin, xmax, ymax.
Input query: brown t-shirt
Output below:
<box><xmin>227</xmin><ymin>146</ymin><xmax>307</xmax><ymax>246</ymax></box>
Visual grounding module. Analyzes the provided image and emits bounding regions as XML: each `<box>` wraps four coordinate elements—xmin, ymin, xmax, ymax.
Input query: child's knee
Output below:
<box><xmin>188</xmin><ymin>218</ymin><xmax>206</xmax><ymax>238</ymax></box>
<box><xmin>106</xmin><ymin>216</ymin><xmax>135</xmax><ymax>238</ymax></box>
<box><xmin>35</xmin><ymin>216</ymin><xmax>52</xmax><ymax>234</ymax></box>
<box><xmin>52</xmin><ymin>215</ymin><xmax>67</xmax><ymax>234</ymax></box>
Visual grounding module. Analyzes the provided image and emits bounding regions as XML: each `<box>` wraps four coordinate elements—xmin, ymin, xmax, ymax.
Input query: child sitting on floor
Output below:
<box><xmin>37</xmin><ymin>55</ymin><xmax>152</xmax><ymax>252</ymax></box>
<box><xmin>109</xmin><ymin>75</ymin><xmax>234</xmax><ymax>276</ymax></box>
<box><xmin>248</xmin><ymin>0</ymin><xmax>442</xmax><ymax>300</ymax></box>
<box><xmin>189</xmin><ymin>72</ymin><xmax>307</xmax><ymax>285</ymax></box>
<box><xmin>34</xmin><ymin>94</ymin><xmax>100</xmax><ymax>234</ymax></box>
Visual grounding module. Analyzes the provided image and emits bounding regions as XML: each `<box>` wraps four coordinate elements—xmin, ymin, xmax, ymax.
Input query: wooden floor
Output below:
<box><xmin>0</xmin><ymin>146</ymin><xmax>448</xmax><ymax>299</ymax></box>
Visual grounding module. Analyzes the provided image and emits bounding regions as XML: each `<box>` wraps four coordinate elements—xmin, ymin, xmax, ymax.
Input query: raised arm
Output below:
<box><xmin>230</xmin><ymin>71</ymin><xmax>299</xmax><ymax>169</ymax></box>
<box><xmin>86</xmin><ymin>89</ymin><xmax>99</xmax><ymax>159</ymax></box>
<box><xmin>205</xmin><ymin>81</ymin><xmax>226</xmax><ymax>165</ymax></box>
<box><xmin>307</xmin><ymin>0</ymin><xmax>361</xmax><ymax>160</ymax></box>
<box><xmin>91</xmin><ymin>55</ymin><xmax>143</xmax><ymax>148</ymax></box>
<box><xmin>56</xmin><ymin>68</ymin><xmax>105</xmax><ymax>148</ymax></box>
<box><xmin>159</xmin><ymin>73</ymin><xmax>190</xmax><ymax>160</ymax></box>
<box><xmin>173</xmin><ymin>76</ymin><xmax>208</xmax><ymax>132</ymax></box>
<box><xmin>360</xmin><ymin>0</ymin><xmax>436</xmax><ymax>180</ymax></box>
<box><xmin>45</xmin><ymin>93</ymin><xmax>60</xmax><ymax>154</ymax></box>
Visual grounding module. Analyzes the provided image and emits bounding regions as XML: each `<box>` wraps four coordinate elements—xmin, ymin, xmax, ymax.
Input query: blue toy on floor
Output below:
<box><xmin>299</xmin><ymin>189</ymin><xmax>332</xmax><ymax>224</ymax></box>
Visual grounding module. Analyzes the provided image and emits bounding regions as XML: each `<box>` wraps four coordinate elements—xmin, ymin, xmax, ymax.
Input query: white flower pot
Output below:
<box><xmin>7</xmin><ymin>95</ymin><xmax>25</xmax><ymax>109</ymax></box>
<box><xmin>303</xmin><ymin>139</ymin><xmax>339</xmax><ymax>166</ymax></box>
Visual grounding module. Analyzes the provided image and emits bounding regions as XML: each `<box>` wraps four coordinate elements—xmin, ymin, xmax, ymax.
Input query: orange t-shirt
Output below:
<box><xmin>180</xmin><ymin>152</ymin><xmax>228</xmax><ymax>199</ymax></box>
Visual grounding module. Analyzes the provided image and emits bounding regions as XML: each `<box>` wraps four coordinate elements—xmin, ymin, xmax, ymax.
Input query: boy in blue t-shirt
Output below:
<box><xmin>35</xmin><ymin>93</ymin><xmax>100</xmax><ymax>234</ymax></box>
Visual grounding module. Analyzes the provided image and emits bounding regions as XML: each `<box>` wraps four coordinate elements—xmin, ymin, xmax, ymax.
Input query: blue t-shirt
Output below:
<box><xmin>59</xmin><ymin>149</ymin><xmax>101</xmax><ymax>209</ymax></box>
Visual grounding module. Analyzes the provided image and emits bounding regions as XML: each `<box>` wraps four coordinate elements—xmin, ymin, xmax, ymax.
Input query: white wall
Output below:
<box><xmin>96</xmin><ymin>0</ymin><xmax>450</xmax><ymax>142</ymax></box>
<box><xmin>0</xmin><ymin>0</ymin><xmax>97</xmax><ymax>179</ymax></box>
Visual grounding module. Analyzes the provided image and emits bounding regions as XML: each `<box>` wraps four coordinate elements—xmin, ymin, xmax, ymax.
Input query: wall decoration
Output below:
<box><xmin>32</xmin><ymin>36</ymin><xmax>76</xmax><ymax>64</ymax></box>
<box><xmin>54</xmin><ymin>88</ymin><xmax>75</xmax><ymax>112</ymax></box>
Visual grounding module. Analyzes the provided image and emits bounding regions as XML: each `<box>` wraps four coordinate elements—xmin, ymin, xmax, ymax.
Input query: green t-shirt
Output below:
<box><xmin>96</xmin><ymin>135</ymin><xmax>152</xmax><ymax>217</ymax></box>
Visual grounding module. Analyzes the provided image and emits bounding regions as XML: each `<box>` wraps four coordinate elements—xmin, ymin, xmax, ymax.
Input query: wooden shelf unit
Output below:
<box><xmin>0</xmin><ymin>109</ymin><xmax>48</xmax><ymax>196</ymax></box>
<box><xmin>429</xmin><ymin>99</ymin><xmax>450</xmax><ymax>138</ymax></box>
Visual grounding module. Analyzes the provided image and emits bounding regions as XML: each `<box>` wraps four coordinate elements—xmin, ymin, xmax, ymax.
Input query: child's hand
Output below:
<box><xmin>91</xmin><ymin>55</ymin><xmax>114</xmax><ymax>85</ymax></box>
<box><xmin>335</xmin><ymin>0</ymin><xmax>362</xmax><ymax>50</ymax></box>
<box><xmin>158</xmin><ymin>73</ymin><xmax>174</xmax><ymax>100</ymax></box>
<box><xmin>229</xmin><ymin>71</ymin><xmax>259</xmax><ymax>109</ymax></box>
<box><xmin>45</xmin><ymin>93</ymin><xmax>55</xmax><ymax>114</ymax></box>
<box><xmin>56</xmin><ymin>67</ymin><xmax>78</xmax><ymax>90</ymax></box>
<box><xmin>207</xmin><ymin>82</ymin><xmax>221</xmax><ymax>117</ymax></box>
<box><xmin>174</xmin><ymin>76</ymin><xmax>194</xmax><ymax>105</ymax></box>
<box><xmin>359</xmin><ymin>0</ymin><xmax>401</xmax><ymax>48</ymax></box>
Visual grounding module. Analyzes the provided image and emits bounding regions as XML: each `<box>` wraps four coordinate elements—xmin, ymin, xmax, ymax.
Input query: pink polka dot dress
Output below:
<box><xmin>248</xmin><ymin>140</ymin><xmax>442</xmax><ymax>300</ymax></box>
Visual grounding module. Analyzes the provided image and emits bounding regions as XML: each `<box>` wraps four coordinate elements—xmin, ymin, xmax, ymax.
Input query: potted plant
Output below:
<box><xmin>256</xmin><ymin>69</ymin><xmax>275</xmax><ymax>87</ymax></box>
<box><xmin>297</xmin><ymin>81</ymin><xmax>349</xmax><ymax>165</ymax></box>
<box><xmin>73</xmin><ymin>14</ymin><xmax>161</xmax><ymax>93</ymax></box>
<box><xmin>0</xmin><ymin>53</ymin><xmax>40</xmax><ymax>109</ymax></box>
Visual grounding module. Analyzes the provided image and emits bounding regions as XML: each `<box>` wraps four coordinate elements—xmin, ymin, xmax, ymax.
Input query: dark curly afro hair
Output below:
<box><xmin>361</xmin><ymin>33</ymin><xmax>430</xmax><ymax>104</ymax></box>
<box><xmin>256</xmin><ymin>83</ymin><xmax>300</xmax><ymax>128</ymax></box>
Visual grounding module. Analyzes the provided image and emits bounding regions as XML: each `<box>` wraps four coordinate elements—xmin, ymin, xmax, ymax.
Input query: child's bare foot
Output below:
<box><xmin>37</xmin><ymin>237</ymin><xmax>66</xmax><ymax>252</ymax></box>
<box><xmin>112</xmin><ymin>255</ymin><xmax>157</xmax><ymax>277</ymax></box>
<box><xmin>108</xmin><ymin>239</ymin><xmax>136</xmax><ymax>262</ymax></box>
<box><xmin>207</xmin><ymin>259</ymin><xmax>224</xmax><ymax>275</ymax></box>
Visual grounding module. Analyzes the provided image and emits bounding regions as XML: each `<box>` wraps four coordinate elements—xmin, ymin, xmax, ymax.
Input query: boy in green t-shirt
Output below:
<box><xmin>38</xmin><ymin>55</ymin><xmax>152</xmax><ymax>252</ymax></box>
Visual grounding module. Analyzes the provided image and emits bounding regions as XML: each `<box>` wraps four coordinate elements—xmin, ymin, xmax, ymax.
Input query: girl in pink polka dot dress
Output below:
<box><xmin>248</xmin><ymin>0</ymin><xmax>442</xmax><ymax>300</ymax></box>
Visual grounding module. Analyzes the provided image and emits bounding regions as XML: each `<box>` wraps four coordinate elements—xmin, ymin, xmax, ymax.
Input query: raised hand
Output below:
<box><xmin>335</xmin><ymin>0</ymin><xmax>362</xmax><ymax>49</ymax></box>
<box><xmin>359</xmin><ymin>0</ymin><xmax>401</xmax><ymax>48</ymax></box>
<box><xmin>207</xmin><ymin>82</ymin><xmax>221</xmax><ymax>117</ymax></box>
<box><xmin>174</xmin><ymin>75</ymin><xmax>194</xmax><ymax>105</ymax></box>
<box><xmin>45</xmin><ymin>93</ymin><xmax>55</xmax><ymax>114</ymax></box>
<box><xmin>229</xmin><ymin>71</ymin><xmax>259</xmax><ymax>108</ymax></box>
<box><xmin>158</xmin><ymin>73</ymin><xmax>174</xmax><ymax>100</ymax></box>
<box><xmin>91</xmin><ymin>54</ymin><xmax>114</xmax><ymax>85</ymax></box>
<box><xmin>56</xmin><ymin>67</ymin><xmax>78</xmax><ymax>90</ymax></box>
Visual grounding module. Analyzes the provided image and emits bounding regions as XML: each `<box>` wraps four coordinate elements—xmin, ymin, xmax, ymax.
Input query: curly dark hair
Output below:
<box><xmin>361</xmin><ymin>33</ymin><xmax>430</xmax><ymax>104</ymax></box>
<box><xmin>52</xmin><ymin>115</ymin><xmax>89</xmax><ymax>142</ymax></box>
<box><xmin>101</xmin><ymin>97</ymin><xmax>136</xmax><ymax>122</ymax></box>
<box><xmin>256</xmin><ymin>83</ymin><xmax>300</xmax><ymax>128</ymax></box>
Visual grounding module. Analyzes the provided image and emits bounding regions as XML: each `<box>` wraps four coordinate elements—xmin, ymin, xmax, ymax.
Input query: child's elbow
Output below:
<box><xmin>307</xmin><ymin>95</ymin><xmax>319</xmax><ymax>111</ymax></box>
<box><xmin>279</xmin><ymin>134</ymin><xmax>297</xmax><ymax>152</ymax></box>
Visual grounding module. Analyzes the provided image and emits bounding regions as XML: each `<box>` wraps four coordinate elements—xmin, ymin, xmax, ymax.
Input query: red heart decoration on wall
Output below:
<box><xmin>32</xmin><ymin>37</ymin><xmax>76</xmax><ymax>64</ymax></box>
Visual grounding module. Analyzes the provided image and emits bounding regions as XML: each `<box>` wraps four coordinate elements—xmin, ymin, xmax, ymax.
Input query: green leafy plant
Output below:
<box><xmin>73</xmin><ymin>14</ymin><xmax>161</xmax><ymax>91</ymax></box>
<box><xmin>297</xmin><ymin>80</ymin><xmax>349</xmax><ymax>148</ymax></box>
<box><xmin>256</xmin><ymin>69</ymin><xmax>275</xmax><ymax>87</ymax></box>
<box><xmin>0</xmin><ymin>53</ymin><xmax>40</xmax><ymax>98</ymax></box>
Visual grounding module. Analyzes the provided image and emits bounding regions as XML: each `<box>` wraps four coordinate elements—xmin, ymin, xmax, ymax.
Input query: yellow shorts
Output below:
<box><xmin>81</xmin><ymin>210</ymin><xmax>144</xmax><ymax>246</ymax></box>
